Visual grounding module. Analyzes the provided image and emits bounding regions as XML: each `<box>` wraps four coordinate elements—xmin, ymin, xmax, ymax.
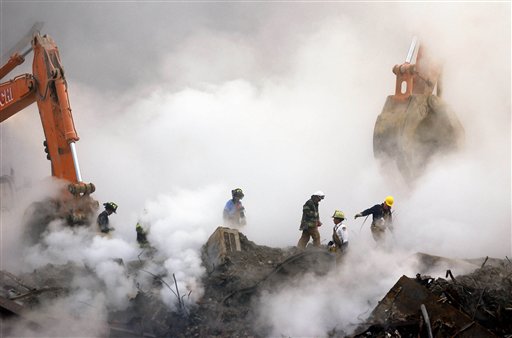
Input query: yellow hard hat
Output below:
<box><xmin>332</xmin><ymin>210</ymin><xmax>345</xmax><ymax>219</ymax></box>
<box><xmin>385</xmin><ymin>196</ymin><xmax>394</xmax><ymax>207</ymax></box>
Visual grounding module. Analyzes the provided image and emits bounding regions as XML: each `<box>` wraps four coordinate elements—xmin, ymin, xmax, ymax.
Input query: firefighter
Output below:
<box><xmin>97</xmin><ymin>202</ymin><xmax>117</xmax><ymax>234</ymax></box>
<box><xmin>136</xmin><ymin>222</ymin><xmax>149</xmax><ymax>247</ymax></box>
<box><xmin>297</xmin><ymin>191</ymin><xmax>325</xmax><ymax>249</ymax></box>
<box><xmin>223</xmin><ymin>188</ymin><xmax>246</xmax><ymax>227</ymax></box>
<box><xmin>328</xmin><ymin>210</ymin><xmax>349</xmax><ymax>254</ymax></box>
<box><xmin>354</xmin><ymin>195</ymin><xmax>394</xmax><ymax>242</ymax></box>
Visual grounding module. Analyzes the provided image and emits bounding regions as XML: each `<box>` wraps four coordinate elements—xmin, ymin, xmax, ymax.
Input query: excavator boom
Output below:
<box><xmin>1</xmin><ymin>34</ymin><xmax>94</xmax><ymax>191</ymax></box>
<box><xmin>0</xmin><ymin>32</ymin><xmax>96</xmax><ymax>237</ymax></box>
<box><xmin>32</xmin><ymin>34</ymin><xmax>81</xmax><ymax>183</ymax></box>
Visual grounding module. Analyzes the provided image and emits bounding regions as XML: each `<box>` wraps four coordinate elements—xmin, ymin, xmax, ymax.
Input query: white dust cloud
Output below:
<box><xmin>8</xmin><ymin>291</ymin><xmax>109</xmax><ymax>337</ymax></box>
<box><xmin>255</xmin><ymin>240</ymin><xmax>482</xmax><ymax>337</ymax></box>
<box><xmin>137</xmin><ymin>185</ymin><xmax>225</xmax><ymax>308</ymax></box>
<box><xmin>22</xmin><ymin>220</ymin><xmax>139</xmax><ymax>310</ymax></box>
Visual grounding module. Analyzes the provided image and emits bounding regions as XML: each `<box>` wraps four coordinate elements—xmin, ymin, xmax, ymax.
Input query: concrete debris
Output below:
<box><xmin>204</xmin><ymin>226</ymin><xmax>242</xmax><ymax>272</ymax></box>
<box><xmin>1</xmin><ymin>229</ymin><xmax>511</xmax><ymax>337</ymax></box>
<box><xmin>351</xmin><ymin>259</ymin><xmax>512</xmax><ymax>337</ymax></box>
<box><xmin>0</xmin><ymin>295</ymin><xmax>24</xmax><ymax>317</ymax></box>
<box><xmin>351</xmin><ymin>275</ymin><xmax>498</xmax><ymax>337</ymax></box>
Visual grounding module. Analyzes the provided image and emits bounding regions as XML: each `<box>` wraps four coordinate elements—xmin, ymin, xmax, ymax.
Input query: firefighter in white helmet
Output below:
<box><xmin>297</xmin><ymin>191</ymin><xmax>325</xmax><ymax>249</ymax></box>
<box><xmin>354</xmin><ymin>195</ymin><xmax>394</xmax><ymax>242</ymax></box>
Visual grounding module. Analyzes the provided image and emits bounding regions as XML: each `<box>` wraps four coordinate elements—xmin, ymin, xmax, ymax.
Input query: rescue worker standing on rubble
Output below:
<box><xmin>97</xmin><ymin>202</ymin><xmax>117</xmax><ymax>234</ymax></box>
<box><xmin>223</xmin><ymin>188</ymin><xmax>247</xmax><ymax>227</ymax></box>
<box><xmin>328</xmin><ymin>210</ymin><xmax>349</xmax><ymax>258</ymax></box>
<box><xmin>136</xmin><ymin>222</ymin><xmax>149</xmax><ymax>247</ymax></box>
<box><xmin>297</xmin><ymin>191</ymin><xmax>325</xmax><ymax>249</ymax></box>
<box><xmin>354</xmin><ymin>195</ymin><xmax>394</xmax><ymax>242</ymax></box>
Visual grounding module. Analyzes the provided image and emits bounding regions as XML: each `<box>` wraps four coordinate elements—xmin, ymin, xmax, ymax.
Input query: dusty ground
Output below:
<box><xmin>1</xmin><ymin>232</ymin><xmax>511</xmax><ymax>337</ymax></box>
<box><xmin>118</xmin><ymin>233</ymin><xmax>334</xmax><ymax>337</ymax></box>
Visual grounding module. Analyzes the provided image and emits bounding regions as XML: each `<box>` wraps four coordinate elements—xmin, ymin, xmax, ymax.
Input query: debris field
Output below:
<box><xmin>1</xmin><ymin>227</ymin><xmax>511</xmax><ymax>337</ymax></box>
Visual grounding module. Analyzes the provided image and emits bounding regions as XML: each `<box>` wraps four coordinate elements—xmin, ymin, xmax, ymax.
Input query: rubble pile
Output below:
<box><xmin>195</xmin><ymin>231</ymin><xmax>333</xmax><ymax>337</ymax></box>
<box><xmin>428</xmin><ymin>260</ymin><xmax>512</xmax><ymax>336</ymax></box>
<box><xmin>0</xmin><ymin>263</ymin><xmax>87</xmax><ymax>313</ymax></box>
<box><xmin>0</xmin><ymin>263</ymin><xmax>103</xmax><ymax>335</ymax></box>
<box><xmin>1</xmin><ymin>228</ymin><xmax>510</xmax><ymax>337</ymax></box>
<box><xmin>352</xmin><ymin>259</ymin><xmax>512</xmax><ymax>338</ymax></box>
<box><xmin>108</xmin><ymin>229</ymin><xmax>334</xmax><ymax>337</ymax></box>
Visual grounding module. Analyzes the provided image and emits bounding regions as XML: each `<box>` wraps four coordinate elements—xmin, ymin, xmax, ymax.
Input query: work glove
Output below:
<box><xmin>327</xmin><ymin>241</ymin><xmax>334</xmax><ymax>246</ymax></box>
<box><xmin>354</xmin><ymin>213</ymin><xmax>362</xmax><ymax>219</ymax></box>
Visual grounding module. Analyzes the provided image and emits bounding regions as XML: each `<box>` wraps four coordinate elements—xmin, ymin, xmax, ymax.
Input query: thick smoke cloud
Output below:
<box><xmin>0</xmin><ymin>2</ymin><xmax>510</xmax><ymax>336</ymax></box>
<box><xmin>138</xmin><ymin>186</ymin><xmax>225</xmax><ymax>308</ymax></box>
<box><xmin>255</xmin><ymin>242</ymin><xmax>482</xmax><ymax>337</ymax></box>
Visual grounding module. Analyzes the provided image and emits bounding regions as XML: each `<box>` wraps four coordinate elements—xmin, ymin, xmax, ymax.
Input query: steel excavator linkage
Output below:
<box><xmin>0</xmin><ymin>27</ymin><xmax>97</xmax><ymax>241</ymax></box>
<box><xmin>373</xmin><ymin>37</ymin><xmax>464</xmax><ymax>184</ymax></box>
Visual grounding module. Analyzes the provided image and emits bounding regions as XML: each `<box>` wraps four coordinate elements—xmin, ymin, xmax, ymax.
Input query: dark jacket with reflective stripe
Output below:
<box><xmin>361</xmin><ymin>203</ymin><xmax>392</xmax><ymax>227</ymax></box>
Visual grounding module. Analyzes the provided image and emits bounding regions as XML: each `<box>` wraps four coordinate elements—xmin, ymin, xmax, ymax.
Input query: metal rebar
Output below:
<box><xmin>472</xmin><ymin>288</ymin><xmax>486</xmax><ymax>320</ymax></box>
<box><xmin>481</xmin><ymin>256</ymin><xmax>489</xmax><ymax>268</ymax></box>
<box><xmin>420</xmin><ymin>304</ymin><xmax>434</xmax><ymax>338</ymax></box>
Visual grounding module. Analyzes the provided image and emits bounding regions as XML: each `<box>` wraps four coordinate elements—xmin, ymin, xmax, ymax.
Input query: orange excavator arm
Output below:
<box><xmin>0</xmin><ymin>74</ymin><xmax>36</xmax><ymax>122</ymax></box>
<box><xmin>0</xmin><ymin>33</ymin><xmax>94</xmax><ymax>195</ymax></box>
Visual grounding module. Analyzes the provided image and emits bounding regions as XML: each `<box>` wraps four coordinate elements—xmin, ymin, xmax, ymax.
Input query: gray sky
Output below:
<box><xmin>1</xmin><ymin>2</ymin><xmax>431</xmax><ymax>91</ymax></box>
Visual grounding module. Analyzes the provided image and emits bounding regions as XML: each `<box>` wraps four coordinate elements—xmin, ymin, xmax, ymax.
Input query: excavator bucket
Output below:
<box><xmin>373</xmin><ymin>38</ymin><xmax>464</xmax><ymax>183</ymax></box>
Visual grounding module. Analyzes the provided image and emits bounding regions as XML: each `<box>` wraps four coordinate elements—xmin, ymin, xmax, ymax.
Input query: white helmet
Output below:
<box><xmin>312</xmin><ymin>190</ymin><xmax>325</xmax><ymax>199</ymax></box>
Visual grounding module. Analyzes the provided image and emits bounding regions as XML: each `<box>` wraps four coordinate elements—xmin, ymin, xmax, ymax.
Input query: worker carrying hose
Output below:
<box><xmin>354</xmin><ymin>196</ymin><xmax>394</xmax><ymax>242</ymax></box>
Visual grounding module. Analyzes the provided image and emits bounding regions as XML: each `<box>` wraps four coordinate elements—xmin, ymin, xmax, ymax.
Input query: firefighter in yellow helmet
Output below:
<box><xmin>328</xmin><ymin>210</ymin><xmax>349</xmax><ymax>251</ymax></box>
<box><xmin>328</xmin><ymin>210</ymin><xmax>349</xmax><ymax>264</ymax></box>
<box><xmin>354</xmin><ymin>196</ymin><xmax>394</xmax><ymax>242</ymax></box>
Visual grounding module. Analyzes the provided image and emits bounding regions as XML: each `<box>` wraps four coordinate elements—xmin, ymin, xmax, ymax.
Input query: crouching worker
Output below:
<box><xmin>97</xmin><ymin>202</ymin><xmax>117</xmax><ymax>234</ymax></box>
<box><xmin>328</xmin><ymin>210</ymin><xmax>349</xmax><ymax>263</ymax></box>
